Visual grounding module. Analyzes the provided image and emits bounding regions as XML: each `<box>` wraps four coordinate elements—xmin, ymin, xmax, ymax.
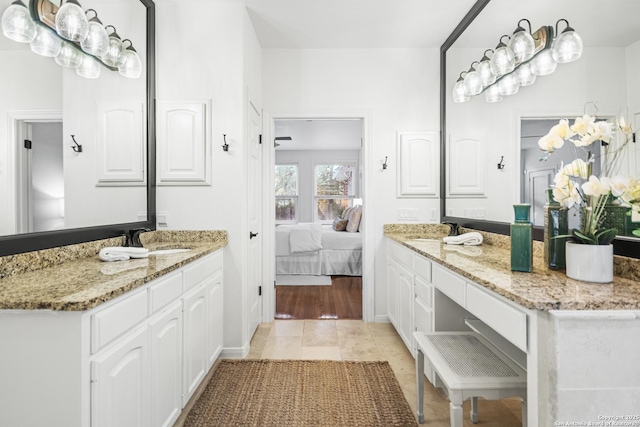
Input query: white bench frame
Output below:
<box><xmin>414</xmin><ymin>331</ymin><xmax>527</xmax><ymax>426</ymax></box>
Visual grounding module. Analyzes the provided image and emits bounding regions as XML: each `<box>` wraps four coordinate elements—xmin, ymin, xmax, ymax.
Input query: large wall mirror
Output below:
<box><xmin>441</xmin><ymin>0</ymin><xmax>640</xmax><ymax>257</ymax></box>
<box><xmin>0</xmin><ymin>0</ymin><xmax>155</xmax><ymax>256</ymax></box>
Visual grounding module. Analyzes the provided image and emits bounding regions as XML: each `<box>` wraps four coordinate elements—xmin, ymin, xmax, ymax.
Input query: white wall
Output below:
<box><xmin>626</xmin><ymin>40</ymin><xmax>640</xmax><ymax>112</ymax></box>
<box><xmin>276</xmin><ymin>149</ymin><xmax>360</xmax><ymax>223</ymax></box>
<box><xmin>0</xmin><ymin>50</ymin><xmax>61</xmax><ymax>236</ymax></box>
<box><xmin>156</xmin><ymin>1</ymin><xmax>262</xmax><ymax>353</ymax></box>
<box><xmin>263</xmin><ymin>48</ymin><xmax>441</xmax><ymax>319</ymax></box>
<box><xmin>446</xmin><ymin>46</ymin><xmax>628</xmax><ymax>223</ymax></box>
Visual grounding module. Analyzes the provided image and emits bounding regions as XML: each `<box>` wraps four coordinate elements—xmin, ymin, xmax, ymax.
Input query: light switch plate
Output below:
<box><xmin>157</xmin><ymin>212</ymin><xmax>168</xmax><ymax>227</ymax></box>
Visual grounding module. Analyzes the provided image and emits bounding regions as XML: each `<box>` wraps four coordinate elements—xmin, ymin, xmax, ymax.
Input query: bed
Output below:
<box><xmin>276</xmin><ymin>223</ymin><xmax>362</xmax><ymax>276</ymax></box>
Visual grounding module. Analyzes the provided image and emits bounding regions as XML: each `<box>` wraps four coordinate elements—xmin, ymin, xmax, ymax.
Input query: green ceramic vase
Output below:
<box><xmin>544</xmin><ymin>189</ymin><xmax>568</xmax><ymax>270</ymax></box>
<box><xmin>511</xmin><ymin>204</ymin><xmax>532</xmax><ymax>272</ymax></box>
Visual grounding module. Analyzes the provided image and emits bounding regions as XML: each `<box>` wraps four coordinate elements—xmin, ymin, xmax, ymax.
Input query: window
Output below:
<box><xmin>275</xmin><ymin>164</ymin><xmax>298</xmax><ymax>223</ymax></box>
<box><xmin>314</xmin><ymin>163</ymin><xmax>356</xmax><ymax>222</ymax></box>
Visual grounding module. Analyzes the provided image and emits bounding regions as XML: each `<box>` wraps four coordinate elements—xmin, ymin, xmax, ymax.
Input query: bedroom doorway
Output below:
<box><xmin>273</xmin><ymin>118</ymin><xmax>364</xmax><ymax>320</ymax></box>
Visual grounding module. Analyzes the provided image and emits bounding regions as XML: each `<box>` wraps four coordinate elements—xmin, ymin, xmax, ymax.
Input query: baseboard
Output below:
<box><xmin>374</xmin><ymin>314</ymin><xmax>390</xmax><ymax>323</ymax></box>
<box><xmin>220</xmin><ymin>343</ymin><xmax>250</xmax><ymax>359</ymax></box>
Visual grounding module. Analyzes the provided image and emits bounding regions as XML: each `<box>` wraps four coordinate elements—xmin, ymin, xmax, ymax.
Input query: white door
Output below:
<box><xmin>387</xmin><ymin>259</ymin><xmax>399</xmax><ymax>328</ymax></box>
<box><xmin>91</xmin><ymin>325</ymin><xmax>150</xmax><ymax>427</ymax></box>
<box><xmin>397</xmin><ymin>263</ymin><xmax>414</xmax><ymax>353</ymax></box>
<box><xmin>525</xmin><ymin>168</ymin><xmax>555</xmax><ymax>226</ymax></box>
<box><xmin>182</xmin><ymin>283</ymin><xmax>208</xmax><ymax>407</ymax></box>
<box><xmin>149</xmin><ymin>301</ymin><xmax>183</xmax><ymax>427</ymax></box>
<box><xmin>247</xmin><ymin>99</ymin><xmax>262</xmax><ymax>337</ymax></box>
<box><xmin>206</xmin><ymin>268</ymin><xmax>223</xmax><ymax>367</ymax></box>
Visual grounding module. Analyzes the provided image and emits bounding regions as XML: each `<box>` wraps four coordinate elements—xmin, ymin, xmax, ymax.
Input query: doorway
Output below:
<box><xmin>271</xmin><ymin>117</ymin><xmax>366</xmax><ymax>320</ymax></box>
<box><xmin>15</xmin><ymin>120</ymin><xmax>64</xmax><ymax>233</ymax></box>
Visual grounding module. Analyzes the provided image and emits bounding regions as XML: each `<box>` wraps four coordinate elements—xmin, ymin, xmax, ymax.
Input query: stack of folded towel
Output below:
<box><xmin>99</xmin><ymin>247</ymin><xmax>149</xmax><ymax>262</ymax></box>
<box><xmin>442</xmin><ymin>232</ymin><xmax>483</xmax><ymax>246</ymax></box>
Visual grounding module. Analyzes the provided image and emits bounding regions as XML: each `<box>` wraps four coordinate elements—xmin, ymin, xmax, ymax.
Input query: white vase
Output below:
<box><xmin>565</xmin><ymin>242</ymin><xmax>613</xmax><ymax>283</ymax></box>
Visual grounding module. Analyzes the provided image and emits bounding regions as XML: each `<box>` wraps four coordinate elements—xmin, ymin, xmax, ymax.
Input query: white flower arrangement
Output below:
<box><xmin>538</xmin><ymin>114</ymin><xmax>640</xmax><ymax>244</ymax></box>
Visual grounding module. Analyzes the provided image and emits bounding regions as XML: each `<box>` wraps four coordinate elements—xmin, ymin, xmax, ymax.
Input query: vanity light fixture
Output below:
<box><xmin>1</xmin><ymin>0</ymin><xmax>142</xmax><ymax>79</ymax></box>
<box><xmin>453</xmin><ymin>18</ymin><xmax>582</xmax><ymax>104</ymax></box>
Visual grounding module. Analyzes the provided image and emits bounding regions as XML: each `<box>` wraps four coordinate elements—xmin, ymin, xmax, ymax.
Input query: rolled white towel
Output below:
<box><xmin>99</xmin><ymin>247</ymin><xmax>149</xmax><ymax>262</ymax></box>
<box><xmin>442</xmin><ymin>232</ymin><xmax>483</xmax><ymax>246</ymax></box>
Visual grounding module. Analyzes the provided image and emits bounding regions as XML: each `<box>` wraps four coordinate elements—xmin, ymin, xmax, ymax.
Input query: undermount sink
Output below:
<box><xmin>148</xmin><ymin>248</ymin><xmax>192</xmax><ymax>255</ymax></box>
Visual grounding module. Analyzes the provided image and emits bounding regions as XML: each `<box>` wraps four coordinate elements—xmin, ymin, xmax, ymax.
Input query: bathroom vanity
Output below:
<box><xmin>385</xmin><ymin>225</ymin><xmax>640</xmax><ymax>426</ymax></box>
<box><xmin>0</xmin><ymin>231</ymin><xmax>226</xmax><ymax>427</ymax></box>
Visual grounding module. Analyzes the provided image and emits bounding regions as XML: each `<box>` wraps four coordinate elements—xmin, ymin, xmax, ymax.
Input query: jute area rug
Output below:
<box><xmin>184</xmin><ymin>359</ymin><xmax>418</xmax><ymax>426</ymax></box>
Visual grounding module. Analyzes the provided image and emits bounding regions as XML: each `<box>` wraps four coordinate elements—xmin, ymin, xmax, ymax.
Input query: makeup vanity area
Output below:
<box><xmin>385</xmin><ymin>224</ymin><xmax>640</xmax><ymax>425</ymax></box>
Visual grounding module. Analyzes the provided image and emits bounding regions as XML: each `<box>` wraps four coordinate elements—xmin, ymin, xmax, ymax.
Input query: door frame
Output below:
<box><xmin>7</xmin><ymin>111</ymin><xmax>62</xmax><ymax>235</ymax></box>
<box><xmin>262</xmin><ymin>109</ymin><xmax>374</xmax><ymax>322</ymax></box>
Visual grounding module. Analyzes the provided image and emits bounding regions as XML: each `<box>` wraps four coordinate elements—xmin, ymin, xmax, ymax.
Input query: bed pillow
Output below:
<box><xmin>346</xmin><ymin>206</ymin><xmax>362</xmax><ymax>232</ymax></box>
<box><xmin>332</xmin><ymin>217</ymin><xmax>348</xmax><ymax>231</ymax></box>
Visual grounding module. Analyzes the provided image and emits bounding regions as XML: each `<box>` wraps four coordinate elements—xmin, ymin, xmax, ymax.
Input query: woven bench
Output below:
<box><xmin>414</xmin><ymin>331</ymin><xmax>527</xmax><ymax>426</ymax></box>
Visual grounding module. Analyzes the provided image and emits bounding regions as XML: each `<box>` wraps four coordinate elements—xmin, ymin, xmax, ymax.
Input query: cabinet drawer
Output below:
<box><xmin>432</xmin><ymin>264</ymin><xmax>465</xmax><ymax>306</ymax></box>
<box><xmin>183</xmin><ymin>252</ymin><xmax>222</xmax><ymax>291</ymax></box>
<box><xmin>413</xmin><ymin>256</ymin><xmax>431</xmax><ymax>282</ymax></box>
<box><xmin>388</xmin><ymin>241</ymin><xmax>412</xmax><ymax>267</ymax></box>
<box><xmin>91</xmin><ymin>290</ymin><xmax>148</xmax><ymax>353</ymax></box>
<box><xmin>465</xmin><ymin>284</ymin><xmax>528</xmax><ymax>351</ymax></box>
<box><xmin>149</xmin><ymin>271</ymin><xmax>183</xmax><ymax>313</ymax></box>
<box><xmin>414</xmin><ymin>275</ymin><xmax>433</xmax><ymax>308</ymax></box>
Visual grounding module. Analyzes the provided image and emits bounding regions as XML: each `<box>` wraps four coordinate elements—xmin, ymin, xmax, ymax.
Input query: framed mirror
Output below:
<box><xmin>0</xmin><ymin>0</ymin><xmax>155</xmax><ymax>256</ymax></box>
<box><xmin>441</xmin><ymin>0</ymin><xmax>640</xmax><ymax>257</ymax></box>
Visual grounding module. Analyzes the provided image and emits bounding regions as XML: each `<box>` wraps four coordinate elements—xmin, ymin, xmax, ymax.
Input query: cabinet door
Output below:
<box><xmin>183</xmin><ymin>283</ymin><xmax>208</xmax><ymax>407</ymax></box>
<box><xmin>91</xmin><ymin>325</ymin><xmax>150</xmax><ymax>427</ymax></box>
<box><xmin>150</xmin><ymin>301</ymin><xmax>183</xmax><ymax>427</ymax></box>
<box><xmin>207</xmin><ymin>270</ymin><xmax>223</xmax><ymax>368</ymax></box>
<box><xmin>397</xmin><ymin>263</ymin><xmax>414</xmax><ymax>354</ymax></box>
<box><xmin>386</xmin><ymin>259</ymin><xmax>399</xmax><ymax>328</ymax></box>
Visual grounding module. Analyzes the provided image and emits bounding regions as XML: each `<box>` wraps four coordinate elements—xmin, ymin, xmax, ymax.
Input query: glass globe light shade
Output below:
<box><xmin>102</xmin><ymin>29</ymin><xmax>122</xmax><ymax>67</ymax></box>
<box><xmin>118</xmin><ymin>45</ymin><xmax>142</xmax><ymax>79</ymax></box>
<box><xmin>490</xmin><ymin>43</ymin><xmax>515</xmax><ymax>77</ymax></box>
<box><xmin>81</xmin><ymin>15</ymin><xmax>108</xmax><ymax>57</ymax></box>
<box><xmin>530</xmin><ymin>50</ymin><xmax>557</xmax><ymax>76</ymax></box>
<box><xmin>1</xmin><ymin>0</ymin><xmax>36</xmax><ymax>43</ymax></box>
<box><xmin>508</xmin><ymin>20</ymin><xmax>535</xmax><ymax>64</ymax></box>
<box><xmin>515</xmin><ymin>63</ymin><xmax>536</xmax><ymax>86</ymax></box>
<box><xmin>76</xmin><ymin>54</ymin><xmax>101</xmax><ymax>78</ymax></box>
<box><xmin>55</xmin><ymin>0</ymin><xmax>89</xmax><ymax>42</ymax></box>
<box><xmin>452</xmin><ymin>78</ymin><xmax>470</xmax><ymax>103</ymax></box>
<box><xmin>552</xmin><ymin>29</ymin><xmax>583</xmax><ymax>63</ymax></box>
<box><xmin>30</xmin><ymin>25</ymin><xmax>61</xmax><ymax>57</ymax></box>
<box><xmin>477</xmin><ymin>58</ymin><xmax>496</xmax><ymax>87</ymax></box>
<box><xmin>463</xmin><ymin>64</ymin><xmax>483</xmax><ymax>96</ymax></box>
<box><xmin>55</xmin><ymin>41</ymin><xmax>82</xmax><ymax>68</ymax></box>
<box><xmin>498</xmin><ymin>74</ymin><xmax>520</xmax><ymax>96</ymax></box>
<box><xmin>484</xmin><ymin>85</ymin><xmax>503</xmax><ymax>103</ymax></box>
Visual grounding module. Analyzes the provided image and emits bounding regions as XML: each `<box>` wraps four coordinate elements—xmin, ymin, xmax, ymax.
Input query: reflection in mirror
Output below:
<box><xmin>0</xmin><ymin>0</ymin><xmax>148</xmax><ymax>238</ymax></box>
<box><xmin>443</xmin><ymin>0</ymin><xmax>640</xmax><ymax>253</ymax></box>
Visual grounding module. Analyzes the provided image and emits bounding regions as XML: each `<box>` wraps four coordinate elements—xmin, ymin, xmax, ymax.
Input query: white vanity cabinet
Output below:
<box><xmin>0</xmin><ymin>249</ymin><xmax>224</xmax><ymax>427</ymax></box>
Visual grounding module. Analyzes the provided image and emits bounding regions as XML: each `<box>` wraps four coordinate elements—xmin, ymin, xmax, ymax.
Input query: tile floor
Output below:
<box><xmin>248</xmin><ymin>319</ymin><xmax>525</xmax><ymax>427</ymax></box>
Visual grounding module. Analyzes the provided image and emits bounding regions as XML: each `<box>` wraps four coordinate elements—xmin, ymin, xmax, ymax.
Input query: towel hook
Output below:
<box><xmin>382</xmin><ymin>156</ymin><xmax>388</xmax><ymax>170</ymax></box>
<box><xmin>497</xmin><ymin>155</ymin><xmax>505</xmax><ymax>169</ymax></box>
<box><xmin>71</xmin><ymin>135</ymin><xmax>82</xmax><ymax>153</ymax></box>
<box><xmin>222</xmin><ymin>134</ymin><xmax>229</xmax><ymax>152</ymax></box>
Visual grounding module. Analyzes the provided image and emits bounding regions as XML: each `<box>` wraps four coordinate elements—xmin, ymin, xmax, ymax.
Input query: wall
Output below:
<box><xmin>263</xmin><ymin>48</ymin><xmax>441</xmax><ymax>319</ymax></box>
<box><xmin>276</xmin><ymin>149</ymin><xmax>360</xmax><ymax>223</ymax></box>
<box><xmin>626</xmin><ymin>40</ymin><xmax>640</xmax><ymax>112</ymax></box>
<box><xmin>156</xmin><ymin>1</ymin><xmax>262</xmax><ymax>353</ymax></box>
<box><xmin>0</xmin><ymin>49</ymin><xmax>61</xmax><ymax>236</ymax></box>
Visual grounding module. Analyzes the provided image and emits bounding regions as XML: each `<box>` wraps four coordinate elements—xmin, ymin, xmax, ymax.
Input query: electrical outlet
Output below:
<box><xmin>157</xmin><ymin>212</ymin><xmax>168</xmax><ymax>227</ymax></box>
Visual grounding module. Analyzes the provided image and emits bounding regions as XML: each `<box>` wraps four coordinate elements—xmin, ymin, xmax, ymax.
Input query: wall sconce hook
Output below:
<box><xmin>71</xmin><ymin>135</ymin><xmax>82</xmax><ymax>153</ymax></box>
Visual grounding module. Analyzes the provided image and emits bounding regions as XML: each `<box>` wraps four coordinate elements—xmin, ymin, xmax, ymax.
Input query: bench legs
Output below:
<box><xmin>416</xmin><ymin>348</ymin><xmax>424</xmax><ymax>423</ymax></box>
<box><xmin>470</xmin><ymin>397</ymin><xmax>478</xmax><ymax>423</ymax></box>
<box><xmin>450</xmin><ymin>399</ymin><xmax>463</xmax><ymax>427</ymax></box>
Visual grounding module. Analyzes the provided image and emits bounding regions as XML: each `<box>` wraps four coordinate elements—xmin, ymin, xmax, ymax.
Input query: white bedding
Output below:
<box><xmin>276</xmin><ymin>224</ymin><xmax>362</xmax><ymax>276</ymax></box>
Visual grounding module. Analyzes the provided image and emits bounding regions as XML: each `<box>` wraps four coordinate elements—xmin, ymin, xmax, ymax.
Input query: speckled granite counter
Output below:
<box><xmin>384</xmin><ymin>224</ymin><xmax>640</xmax><ymax>311</ymax></box>
<box><xmin>0</xmin><ymin>230</ymin><xmax>227</xmax><ymax>311</ymax></box>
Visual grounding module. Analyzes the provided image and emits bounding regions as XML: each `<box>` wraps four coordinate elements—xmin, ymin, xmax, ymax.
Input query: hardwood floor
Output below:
<box><xmin>275</xmin><ymin>276</ymin><xmax>362</xmax><ymax>320</ymax></box>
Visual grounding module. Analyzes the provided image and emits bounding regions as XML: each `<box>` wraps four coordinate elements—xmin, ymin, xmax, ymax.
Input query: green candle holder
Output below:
<box><xmin>511</xmin><ymin>204</ymin><xmax>532</xmax><ymax>272</ymax></box>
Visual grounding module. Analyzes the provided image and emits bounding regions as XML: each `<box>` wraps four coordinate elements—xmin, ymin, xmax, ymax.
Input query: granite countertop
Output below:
<box><xmin>385</xmin><ymin>228</ymin><xmax>640</xmax><ymax>311</ymax></box>
<box><xmin>0</xmin><ymin>231</ymin><xmax>227</xmax><ymax>311</ymax></box>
